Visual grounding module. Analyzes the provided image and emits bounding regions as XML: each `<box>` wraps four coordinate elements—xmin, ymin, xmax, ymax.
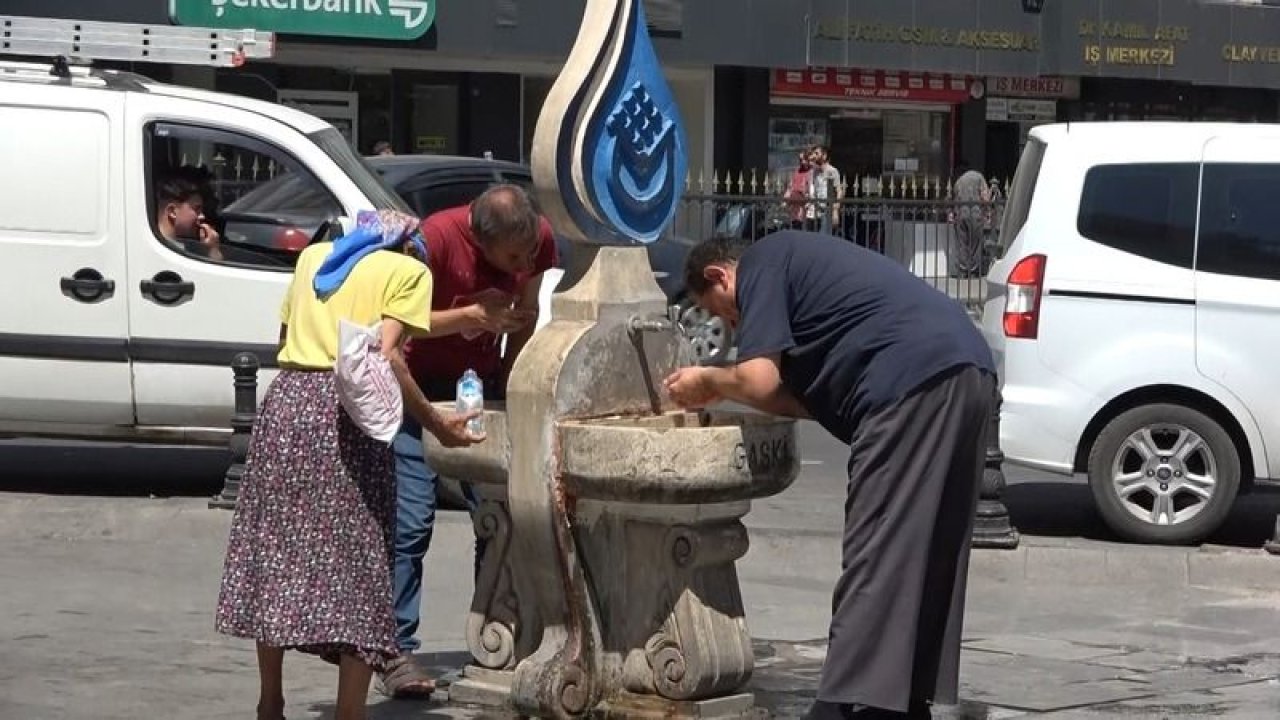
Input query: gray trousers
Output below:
<box><xmin>951</xmin><ymin>216</ymin><xmax>985</xmax><ymax>277</ymax></box>
<box><xmin>818</xmin><ymin>365</ymin><xmax>995</xmax><ymax>713</ymax></box>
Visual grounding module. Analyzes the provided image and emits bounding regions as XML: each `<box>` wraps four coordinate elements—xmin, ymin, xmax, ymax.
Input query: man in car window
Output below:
<box><xmin>156</xmin><ymin>166</ymin><xmax>224</xmax><ymax>262</ymax></box>
<box><xmin>380</xmin><ymin>184</ymin><xmax>557</xmax><ymax>698</ymax></box>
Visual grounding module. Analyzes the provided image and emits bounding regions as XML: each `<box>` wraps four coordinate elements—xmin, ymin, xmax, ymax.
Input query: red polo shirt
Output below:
<box><xmin>405</xmin><ymin>205</ymin><xmax>557</xmax><ymax>385</ymax></box>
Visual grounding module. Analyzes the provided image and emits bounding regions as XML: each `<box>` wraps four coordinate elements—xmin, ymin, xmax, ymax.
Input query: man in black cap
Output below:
<box><xmin>664</xmin><ymin>230</ymin><xmax>995</xmax><ymax>719</ymax></box>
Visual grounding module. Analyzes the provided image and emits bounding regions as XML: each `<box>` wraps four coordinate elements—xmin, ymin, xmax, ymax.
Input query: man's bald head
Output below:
<box><xmin>470</xmin><ymin>183</ymin><xmax>544</xmax><ymax>275</ymax></box>
<box><xmin>471</xmin><ymin>184</ymin><xmax>540</xmax><ymax>249</ymax></box>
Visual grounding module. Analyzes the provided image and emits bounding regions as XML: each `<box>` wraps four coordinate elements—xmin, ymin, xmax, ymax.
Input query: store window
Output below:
<box><xmin>879</xmin><ymin>110</ymin><xmax>946</xmax><ymax>180</ymax></box>
<box><xmin>1076</xmin><ymin>163</ymin><xmax>1198</xmax><ymax>269</ymax></box>
<box><xmin>769</xmin><ymin>106</ymin><xmax>948</xmax><ymax>191</ymax></box>
<box><xmin>411</xmin><ymin>84</ymin><xmax>460</xmax><ymax>155</ymax></box>
<box><xmin>147</xmin><ymin>122</ymin><xmax>342</xmax><ymax>270</ymax></box>
<box><xmin>1199</xmin><ymin>164</ymin><xmax>1280</xmax><ymax>281</ymax></box>
<box><xmin>768</xmin><ymin>116</ymin><xmax>828</xmax><ymax>176</ymax></box>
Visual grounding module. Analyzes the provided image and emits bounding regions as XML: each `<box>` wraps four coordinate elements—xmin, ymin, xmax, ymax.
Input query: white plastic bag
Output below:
<box><xmin>334</xmin><ymin>319</ymin><xmax>403</xmax><ymax>444</ymax></box>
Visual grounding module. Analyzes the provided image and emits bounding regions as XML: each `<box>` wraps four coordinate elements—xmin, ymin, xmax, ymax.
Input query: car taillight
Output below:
<box><xmin>1003</xmin><ymin>254</ymin><xmax>1046</xmax><ymax>340</ymax></box>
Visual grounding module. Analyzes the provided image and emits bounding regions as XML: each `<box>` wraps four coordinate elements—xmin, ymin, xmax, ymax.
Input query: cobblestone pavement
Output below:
<box><xmin>4</xmin><ymin>449</ymin><xmax>1280</xmax><ymax>719</ymax></box>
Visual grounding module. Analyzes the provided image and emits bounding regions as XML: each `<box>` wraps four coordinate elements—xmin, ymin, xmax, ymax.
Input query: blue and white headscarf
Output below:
<box><xmin>313</xmin><ymin>209</ymin><xmax>428</xmax><ymax>298</ymax></box>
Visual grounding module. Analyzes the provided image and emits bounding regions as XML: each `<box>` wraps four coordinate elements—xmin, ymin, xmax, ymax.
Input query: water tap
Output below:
<box><xmin>627</xmin><ymin>313</ymin><xmax>682</xmax><ymax>337</ymax></box>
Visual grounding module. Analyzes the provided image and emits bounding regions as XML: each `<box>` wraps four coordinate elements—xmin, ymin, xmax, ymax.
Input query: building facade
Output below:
<box><xmin>722</xmin><ymin>0</ymin><xmax>1280</xmax><ymax>188</ymax></box>
<box><xmin>5</xmin><ymin>0</ymin><xmax>717</xmax><ymax>174</ymax></box>
<box><xmin>12</xmin><ymin>1</ymin><xmax>1280</xmax><ymax>189</ymax></box>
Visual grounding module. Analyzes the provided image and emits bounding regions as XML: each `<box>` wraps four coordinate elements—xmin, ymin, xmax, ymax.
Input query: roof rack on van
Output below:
<box><xmin>1</xmin><ymin>15</ymin><xmax>275</xmax><ymax>70</ymax></box>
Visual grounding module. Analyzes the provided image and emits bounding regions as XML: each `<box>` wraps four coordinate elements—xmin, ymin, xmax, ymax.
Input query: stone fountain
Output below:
<box><xmin>424</xmin><ymin>1</ymin><xmax>800</xmax><ymax>717</ymax></box>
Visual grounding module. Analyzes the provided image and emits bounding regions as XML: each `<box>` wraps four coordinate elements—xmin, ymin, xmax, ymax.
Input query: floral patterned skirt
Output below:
<box><xmin>215</xmin><ymin>369</ymin><xmax>398</xmax><ymax>670</ymax></box>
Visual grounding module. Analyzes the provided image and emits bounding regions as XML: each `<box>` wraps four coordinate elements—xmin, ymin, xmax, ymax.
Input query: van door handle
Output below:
<box><xmin>140</xmin><ymin>271</ymin><xmax>196</xmax><ymax>306</ymax></box>
<box><xmin>60</xmin><ymin>268</ymin><xmax>116</xmax><ymax>303</ymax></box>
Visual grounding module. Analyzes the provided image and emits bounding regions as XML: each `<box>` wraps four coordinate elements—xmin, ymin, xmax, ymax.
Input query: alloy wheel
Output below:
<box><xmin>1110</xmin><ymin>423</ymin><xmax>1218</xmax><ymax>527</ymax></box>
<box><xmin>676</xmin><ymin>302</ymin><xmax>728</xmax><ymax>365</ymax></box>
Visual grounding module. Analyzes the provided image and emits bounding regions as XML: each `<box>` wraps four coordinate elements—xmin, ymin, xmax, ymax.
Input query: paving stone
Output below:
<box><xmin>963</xmin><ymin>635</ymin><xmax>1121</xmax><ymax>663</ymax></box>
<box><xmin>1031</xmin><ymin>679</ymin><xmax>1280</xmax><ymax>719</ymax></box>
<box><xmin>1103</xmin><ymin>546</ymin><xmax>1190</xmax><ymax>586</ymax></box>
<box><xmin>970</xmin><ymin>546</ymin><xmax>1028</xmax><ymax>583</ymax></box>
<box><xmin>959</xmin><ymin>651</ymin><xmax>1148</xmax><ymax>712</ymax></box>
<box><xmin>1023</xmin><ymin>546</ymin><xmax>1111</xmax><ymax>585</ymax></box>
<box><xmin>1085</xmin><ymin>650</ymin><xmax>1189</xmax><ymax>673</ymax></box>
<box><xmin>1117</xmin><ymin>665</ymin><xmax>1258</xmax><ymax>693</ymax></box>
<box><xmin>1189</xmin><ymin>550</ymin><xmax>1280</xmax><ymax>592</ymax></box>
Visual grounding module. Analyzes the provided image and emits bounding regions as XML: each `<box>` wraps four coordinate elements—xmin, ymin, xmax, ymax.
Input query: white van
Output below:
<box><xmin>983</xmin><ymin>122</ymin><xmax>1280</xmax><ymax>544</ymax></box>
<box><xmin>0</xmin><ymin>60</ymin><xmax>407</xmax><ymax>444</ymax></box>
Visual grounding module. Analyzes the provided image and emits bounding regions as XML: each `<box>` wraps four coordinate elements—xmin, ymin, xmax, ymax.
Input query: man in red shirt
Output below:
<box><xmin>382</xmin><ymin>184</ymin><xmax>557</xmax><ymax>697</ymax></box>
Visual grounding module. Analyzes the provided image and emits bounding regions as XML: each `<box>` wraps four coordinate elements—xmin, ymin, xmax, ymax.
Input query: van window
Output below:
<box><xmin>309</xmin><ymin>128</ymin><xmax>410</xmax><ymax>215</ymax></box>
<box><xmin>147</xmin><ymin>122</ymin><xmax>343</xmax><ymax>269</ymax></box>
<box><xmin>0</xmin><ymin>106</ymin><xmax>106</xmax><ymax>239</ymax></box>
<box><xmin>996</xmin><ymin>138</ymin><xmax>1044</xmax><ymax>254</ymax></box>
<box><xmin>1077</xmin><ymin>163</ymin><xmax>1198</xmax><ymax>269</ymax></box>
<box><xmin>1198</xmin><ymin>163</ymin><xmax>1280</xmax><ymax>281</ymax></box>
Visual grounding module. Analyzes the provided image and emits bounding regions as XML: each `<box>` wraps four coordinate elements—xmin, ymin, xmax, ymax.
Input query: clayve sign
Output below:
<box><xmin>169</xmin><ymin>0</ymin><xmax>435</xmax><ymax>40</ymax></box>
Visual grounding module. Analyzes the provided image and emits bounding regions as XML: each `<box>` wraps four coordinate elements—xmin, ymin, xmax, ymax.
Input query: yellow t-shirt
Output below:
<box><xmin>277</xmin><ymin>242</ymin><xmax>433</xmax><ymax>370</ymax></box>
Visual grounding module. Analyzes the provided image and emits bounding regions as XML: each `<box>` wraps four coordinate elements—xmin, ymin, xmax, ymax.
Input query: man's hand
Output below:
<box><xmin>663</xmin><ymin>367</ymin><xmax>721</xmax><ymax>409</ymax></box>
<box><xmin>197</xmin><ymin>220</ymin><xmax>224</xmax><ymax>261</ymax></box>
<box><xmin>431</xmin><ymin>409</ymin><xmax>486</xmax><ymax>448</ymax></box>
<box><xmin>470</xmin><ymin>289</ymin><xmax>535</xmax><ymax>334</ymax></box>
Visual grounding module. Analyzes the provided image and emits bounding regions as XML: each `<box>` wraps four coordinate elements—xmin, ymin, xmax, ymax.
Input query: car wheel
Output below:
<box><xmin>1087</xmin><ymin>404</ymin><xmax>1239</xmax><ymax>545</ymax></box>
<box><xmin>675</xmin><ymin>298</ymin><xmax>731</xmax><ymax>365</ymax></box>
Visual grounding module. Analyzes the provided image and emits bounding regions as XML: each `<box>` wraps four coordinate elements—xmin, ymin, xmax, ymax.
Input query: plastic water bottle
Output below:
<box><xmin>456</xmin><ymin>369</ymin><xmax>485</xmax><ymax>437</ymax></box>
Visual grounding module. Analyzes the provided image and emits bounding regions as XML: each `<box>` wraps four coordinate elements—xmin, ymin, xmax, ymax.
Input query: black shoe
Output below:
<box><xmin>802</xmin><ymin>700</ymin><xmax>848</xmax><ymax>720</ymax></box>
<box><xmin>803</xmin><ymin>701</ymin><xmax>907</xmax><ymax>719</ymax></box>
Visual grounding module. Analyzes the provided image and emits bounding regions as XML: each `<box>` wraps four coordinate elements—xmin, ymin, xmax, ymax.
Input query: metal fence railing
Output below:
<box><xmin>670</xmin><ymin>193</ymin><xmax>1004</xmax><ymax>314</ymax></box>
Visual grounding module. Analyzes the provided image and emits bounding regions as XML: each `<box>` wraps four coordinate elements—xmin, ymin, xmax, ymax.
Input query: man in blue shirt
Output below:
<box><xmin>665</xmin><ymin>230</ymin><xmax>996</xmax><ymax>720</ymax></box>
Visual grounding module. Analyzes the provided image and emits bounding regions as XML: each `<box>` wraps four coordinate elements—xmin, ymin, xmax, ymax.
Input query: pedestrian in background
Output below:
<box><xmin>214</xmin><ymin>210</ymin><xmax>481</xmax><ymax>720</ymax></box>
<box><xmin>665</xmin><ymin>230</ymin><xmax>996</xmax><ymax>720</ymax></box>
<box><xmin>950</xmin><ymin>161</ymin><xmax>989</xmax><ymax>278</ymax></box>
<box><xmin>808</xmin><ymin>145</ymin><xmax>844</xmax><ymax>235</ymax></box>
<box><xmin>785</xmin><ymin>149</ymin><xmax>815</xmax><ymax>230</ymax></box>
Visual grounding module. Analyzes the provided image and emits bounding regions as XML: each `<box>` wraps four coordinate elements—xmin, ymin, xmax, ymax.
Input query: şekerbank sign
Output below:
<box><xmin>169</xmin><ymin>0</ymin><xmax>435</xmax><ymax>40</ymax></box>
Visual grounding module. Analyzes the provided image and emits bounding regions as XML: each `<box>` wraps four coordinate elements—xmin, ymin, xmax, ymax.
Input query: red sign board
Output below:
<box><xmin>771</xmin><ymin>68</ymin><xmax>976</xmax><ymax>104</ymax></box>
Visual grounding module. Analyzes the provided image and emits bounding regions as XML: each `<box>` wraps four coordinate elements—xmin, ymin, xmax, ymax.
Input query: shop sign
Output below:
<box><xmin>1079</xmin><ymin>20</ymin><xmax>1190</xmax><ymax>68</ymax></box>
<box><xmin>771</xmin><ymin>68</ymin><xmax>976</xmax><ymax>105</ymax></box>
<box><xmin>416</xmin><ymin>135</ymin><xmax>448</xmax><ymax>152</ymax></box>
<box><xmin>987</xmin><ymin>75</ymin><xmax>1079</xmax><ymax>100</ymax></box>
<box><xmin>169</xmin><ymin>0</ymin><xmax>436</xmax><ymax>40</ymax></box>
<box><xmin>987</xmin><ymin>97</ymin><xmax>1057</xmax><ymax>123</ymax></box>
<box><xmin>813</xmin><ymin>20</ymin><xmax>1040</xmax><ymax>53</ymax></box>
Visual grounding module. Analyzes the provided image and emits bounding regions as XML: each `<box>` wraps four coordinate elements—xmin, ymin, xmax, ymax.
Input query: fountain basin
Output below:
<box><xmin>422</xmin><ymin>402</ymin><xmax>511</xmax><ymax>487</ymax></box>
<box><xmin>557</xmin><ymin>411</ymin><xmax>799</xmax><ymax>504</ymax></box>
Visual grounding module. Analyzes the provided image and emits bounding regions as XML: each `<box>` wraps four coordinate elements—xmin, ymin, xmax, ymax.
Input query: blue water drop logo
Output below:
<box><xmin>537</xmin><ymin>0</ymin><xmax>688</xmax><ymax>246</ymax></box>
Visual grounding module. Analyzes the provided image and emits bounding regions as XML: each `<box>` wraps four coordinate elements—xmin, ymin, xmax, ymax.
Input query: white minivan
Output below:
<box><xmin>0</xmin><ymin>60</ymin><xmax>408</xmax><ymax>444</ymax></box>
<box><xmin>983</xmin><ymin>121</ymin><xmax>1280</xmax><ymax>544</ymax></box>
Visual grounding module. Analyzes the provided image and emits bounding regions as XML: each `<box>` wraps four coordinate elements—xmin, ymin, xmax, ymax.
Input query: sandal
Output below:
<box><xmin>377</xmin><ymin>654</ymin><xmax>436</xmax><ymax>700</ymax></box>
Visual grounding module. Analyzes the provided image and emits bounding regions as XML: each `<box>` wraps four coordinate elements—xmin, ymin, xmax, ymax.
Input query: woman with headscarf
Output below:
<box><xmin>214</xmin><ymin>210</ymin><xmax>482</xmax><ymax>720</ymax></box>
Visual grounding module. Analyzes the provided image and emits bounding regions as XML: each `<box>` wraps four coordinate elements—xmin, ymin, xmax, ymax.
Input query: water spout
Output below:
<box><xmin>627</xmin><ymin>314</ymin><xmax>678</xmax><ymax>336</ymax></box>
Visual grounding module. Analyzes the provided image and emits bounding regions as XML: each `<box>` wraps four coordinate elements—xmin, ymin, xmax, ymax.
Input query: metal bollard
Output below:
<box><xmin>972</xmin><ymin>386</ymin><xmax>1021</xmax><ymax>549</ymax></box>
<box><xmin>210</xmin><ymin>352</ymin><xmax>260</xmax><ymax>511</ymax></box>
<box><xmin>1264</xmin><ymin>517</ymin><xmax>1280</xmax><ymax>555</ymax></box>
